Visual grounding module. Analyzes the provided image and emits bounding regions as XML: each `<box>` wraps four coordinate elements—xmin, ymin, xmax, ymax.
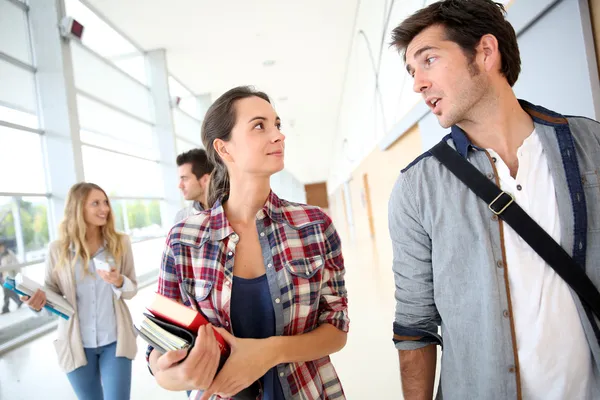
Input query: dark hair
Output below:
<box><xmin>176</xmin><ymin>148</ymin><xmax>214</xmax><ymax>180</ymax></box>
<box><xmin>391</xmin><ymin>0</ymin><xmax>521</xmax><ymax>86</ymax></box>
<box><xmin>202</xmin><ymin>86</ymin><xmax>271</xmax><ymax>208</ymax></box>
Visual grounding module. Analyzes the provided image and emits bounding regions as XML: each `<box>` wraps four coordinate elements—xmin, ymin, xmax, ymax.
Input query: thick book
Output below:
<box><xmin>3</xmin><ymin>275</ymin><xmax>73</xmax><ymax>320</ymax></box>
<box><xmin>146</xmin><ymin>292</ymin><xmax>229</xmax><ymax>356</ymax></box>
<box><xmin>134</xmin><ymin>313</ymin><xmax>194</xmax><ymax>354</ymax></box>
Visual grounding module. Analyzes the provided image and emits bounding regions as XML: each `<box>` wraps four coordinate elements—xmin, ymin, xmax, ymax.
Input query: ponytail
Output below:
<box><xmin>207</xmin><ymin>161</ymin><xmax>230</xmax><ymax>208</ymax></box>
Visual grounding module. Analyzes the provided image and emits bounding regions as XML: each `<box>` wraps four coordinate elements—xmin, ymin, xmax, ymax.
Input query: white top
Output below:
<box><xmin>74</xmin><ymin>245</ymin><xmax>134</xmax><ymax>348</ymax></box>
<box><xmin>487</xmin><ymin>130</ymin><xmax>593</xmax><ymax>399</ymax></box>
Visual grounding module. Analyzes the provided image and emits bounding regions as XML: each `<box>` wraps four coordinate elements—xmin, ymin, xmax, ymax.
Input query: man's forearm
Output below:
<box><xmin>398</xmin><ymin>345</ymin><xmax>437</xmax><ymax>400</ymax></box>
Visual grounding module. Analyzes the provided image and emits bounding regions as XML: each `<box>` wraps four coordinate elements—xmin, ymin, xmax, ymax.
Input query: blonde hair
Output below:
<box><xmin>57</xmin><ymin>182</ymin><xmax>124</xmax><ymax>274</ymax></box>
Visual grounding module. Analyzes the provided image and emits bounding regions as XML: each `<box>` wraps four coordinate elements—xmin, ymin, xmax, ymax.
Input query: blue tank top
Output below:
<box><xmin>230</xmin><ymin>274</ymin><xmax>286</xmax><ymax>400</ymax></box>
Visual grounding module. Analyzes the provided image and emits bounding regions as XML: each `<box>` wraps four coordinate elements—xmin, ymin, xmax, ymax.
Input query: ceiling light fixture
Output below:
<box><xmin>262</xmin><ymin>60</ymin><xmax>276</xmax><ymax>67</ymax></box>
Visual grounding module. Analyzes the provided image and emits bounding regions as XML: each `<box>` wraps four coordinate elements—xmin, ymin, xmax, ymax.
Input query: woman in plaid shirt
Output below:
<box><xmin>148</xmin><ymin>86</ymin><xmax>350</xmax><ymax>399</ymax></box>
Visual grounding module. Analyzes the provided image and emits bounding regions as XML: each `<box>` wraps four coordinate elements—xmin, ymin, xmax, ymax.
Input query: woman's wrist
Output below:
<box><xmin>264</xmin><ymin>336</ymin><xmax>285</xmax><ymax>366</ymax></box>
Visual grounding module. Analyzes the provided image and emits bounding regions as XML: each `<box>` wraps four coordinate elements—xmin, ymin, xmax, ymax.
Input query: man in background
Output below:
<box><xmin>174</xmin><ymin>149</ymin><xmax>214</xmax><ymax>223</ymax></box>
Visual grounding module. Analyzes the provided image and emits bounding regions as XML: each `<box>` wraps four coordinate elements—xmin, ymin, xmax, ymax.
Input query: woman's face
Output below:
<box><xmin>83</xmin><ymin>189</ymin><xmax>111</xmax><ymax>228</ymax></box>
<box><xmin>219</xmin><ymin>96</ymin><xmax>285</xmax><ymax>177</ymax></box>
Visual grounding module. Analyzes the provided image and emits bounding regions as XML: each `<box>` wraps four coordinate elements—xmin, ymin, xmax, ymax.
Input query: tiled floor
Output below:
<box><xmin>0</xmin><ymin>232</ymin><xmax>412</xmax><ymax>399</ymax></box>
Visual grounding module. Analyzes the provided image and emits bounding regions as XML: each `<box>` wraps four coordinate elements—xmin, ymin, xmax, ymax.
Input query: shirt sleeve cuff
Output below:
<box><xmin>112</xmin><ymin>275</ymin><xmax>134</xmax><ymax>299</ymax></box>
<box><xmin>392</xmin><ymin>322</ymin><xmax>443</xmax><ymax>349</ymax></box>
<box><xmin>319</xmin><ymin>311</ymin><xmax>350</xmax><ymax>333</ymax></box>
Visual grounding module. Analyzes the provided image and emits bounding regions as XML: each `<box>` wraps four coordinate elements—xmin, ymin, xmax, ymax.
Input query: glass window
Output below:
<box><xmin>82</xmin><ymin>145</ymin><xmax>164</xmax><ymax>198</ymax></box>
<box><xmin>0</xmin><ymin>104</ymin><xmax>39</xmax><ymax>130</ymax></box>
<box><xmin>0</xmin><ymin>59</ymin><xmax>37</xmax><ymax>114</ymax></box>
<box><xmin>168</xmin><ymin>76</ymin><xmax>193</xmax><ymax>98</ymax></box>
<box><xmin>111</xmin><ymin>199</ymin><xmax>163</xmax><ymax>240</ymax></box>
<box><xmin>64</xmin><ymin>0</ymin><xmax>147</xmax><ymax>85</ymax></box>
<box><xmin>0</xmin><ymin>126</ymin><xmax>46</xmax><ymax>193</ymax></box>
<box><xmin>19</xmin><ymin>261</ymin><xmax>46</xmax><ymax>288</ymax></box>
<box><xmin>169</xmin><ymin>76</ymin><xmax>199</xmax><ymax>119</ymax></box>
<box><xmin>173</xmin><ymin>109</ymin><xmax>202</xmax><ymax>145</ymax></box>
<box><xmin>0</xmin><ymin>196</ymin><xmax>50</xmax><ymax>265</ymax></box>
<box><xmin>71</xmin><ymin>42</ymin><xmax>153</xmax><ymax>122</ymax></box>
<box><xmin>131</xmin><ymin>237</ymin><xmax>166</xmax><ymax>277</ymax></box>
<box><xmin>175</xmin><ymin>138</ymin><xmax>199</xmax><ymax>155</ymax></box>
<box><xmin>80</xmin><ymin>130</ymin><xmax>157</xmax><ymax>161</ymax></box>
<box><xmin>76</xmin><ymin>94</ymin><xmax>155</xmax><ymax>146</ymax></box>
<box><xmin>0</xmin><ymin>0</ymin><xmax>32</xmax><ymax>65</ymax></box>
<box><xmin>112</xmin><ymin>54</ymin><xmax>148</xmax><ymax>85</ymax></box>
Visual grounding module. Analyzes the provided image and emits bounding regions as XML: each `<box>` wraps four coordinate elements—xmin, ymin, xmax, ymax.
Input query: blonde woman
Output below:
<box><xmin>23</xmin><ymin>182</ymin><xmax>138</xmax><ymax>400</ymax></box>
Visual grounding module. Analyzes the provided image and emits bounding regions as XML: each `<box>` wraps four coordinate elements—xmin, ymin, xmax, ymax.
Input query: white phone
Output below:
<box><xmin>95</xmin><ymin>259</ymin><xmax>112</xmax><ymax>272</ymax></box>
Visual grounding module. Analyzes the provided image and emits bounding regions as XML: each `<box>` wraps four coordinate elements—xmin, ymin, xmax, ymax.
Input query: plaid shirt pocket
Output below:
<box><xmin>181</xmin><ymin>278</ymin><xmax>218</xmax><ymax>321</ymax></box>
<box><xmin>284</xmin><ymin>255</ymin><xmax>324</xmax><ymax>306</ymax></box>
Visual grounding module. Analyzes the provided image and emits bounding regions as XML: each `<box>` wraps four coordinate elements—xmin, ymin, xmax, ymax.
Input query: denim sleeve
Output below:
<box><xmin>388</xmin><ymin>171</ymin><xmax>442</xmax><ymax>350</ymax></box>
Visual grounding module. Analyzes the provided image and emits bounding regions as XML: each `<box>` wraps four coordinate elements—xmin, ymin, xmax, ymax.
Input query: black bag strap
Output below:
<box><xmin>430</xmin><ymin>141</ymin><xmax>600</xmax><ymax>320</ymax></box>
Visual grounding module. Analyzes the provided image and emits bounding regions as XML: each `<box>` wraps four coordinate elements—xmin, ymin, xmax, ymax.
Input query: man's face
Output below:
<box><xmin>405</xmin><ymin>24</ymin><xmax>488</xmax><ymax>128</ymax></box>
<box><xmin>178</xmin><ymin>163</ymin><xmax>207</xmax><ymax>202</ymax></box>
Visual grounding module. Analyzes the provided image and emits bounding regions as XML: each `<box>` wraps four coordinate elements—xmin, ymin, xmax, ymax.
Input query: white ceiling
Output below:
<box><xmin>84</xmin><ymin>0</ymin><xmax>359</xmax><ymax>184</ymax></box>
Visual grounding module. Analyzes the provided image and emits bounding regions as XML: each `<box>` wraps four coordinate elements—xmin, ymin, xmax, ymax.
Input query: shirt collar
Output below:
<box><xmin>449</xmin><ymin>99</ymin><xmax>567</xmax><ymax>159</ymax></box>
<box><xmin>69</xmin><ymin>241</ymin><xmax>105</xmax><ymax>255</ymax></box>
<box><xmin>193</xmin><ymin>201</ymin><xmax>204</xmax><ymax>212</ymax></box>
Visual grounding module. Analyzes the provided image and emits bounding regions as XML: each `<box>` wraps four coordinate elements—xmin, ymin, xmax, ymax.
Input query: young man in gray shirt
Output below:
<box><xmin>388</xmin><ymin>1</ymin><xmax>600</xmax><ymax>399</ymax></box>
<box><xmin>174</xmin><ymin>149</ymin><xmax>214</xmax><ymax>223</ymax></box>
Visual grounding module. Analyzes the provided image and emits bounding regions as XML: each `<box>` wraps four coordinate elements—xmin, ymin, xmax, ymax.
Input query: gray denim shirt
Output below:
<box><xmin>173</xmin><ymin>200</ymin><xmax>204</xmax><ymax>224</ymax></box>
<box><xmin>389</xmin><ymin>100</ymin><xmax>600</xmax><ymax>399</ymax></box>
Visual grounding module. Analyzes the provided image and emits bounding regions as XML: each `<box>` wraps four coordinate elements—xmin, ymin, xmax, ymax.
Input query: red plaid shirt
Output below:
<box><xmin>148</xmin><ymin>191</ymin><xmax>349</xmax><ymax>399</ymax></box>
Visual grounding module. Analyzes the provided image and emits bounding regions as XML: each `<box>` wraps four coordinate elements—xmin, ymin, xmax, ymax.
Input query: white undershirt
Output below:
<box><xmin>487</xmin><ymin>130</ymin><xmax>593</xmax><ymax>399</ymax></box>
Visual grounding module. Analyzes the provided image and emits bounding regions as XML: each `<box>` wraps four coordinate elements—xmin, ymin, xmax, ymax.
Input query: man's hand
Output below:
<box><xmin>200</xmin><ymin>328</ymin><xmax>277</xmax><ymax>400</ymax></box>
<box><xmin>152</xmin><ymin>324</ymin><xmax>221</xmax><ymax>392</ymax></box>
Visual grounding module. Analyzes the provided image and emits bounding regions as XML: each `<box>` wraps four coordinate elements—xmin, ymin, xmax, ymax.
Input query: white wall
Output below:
<box><xmin>327</xmin><ymin>0</ymin><xmax>437</xmax><ymax>193</ymax></box>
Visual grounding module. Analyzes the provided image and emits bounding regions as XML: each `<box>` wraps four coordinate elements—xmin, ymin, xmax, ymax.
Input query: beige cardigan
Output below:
<box><xmin>44</xmin><ymin>235</ymin><xmax>138</xmax><ymax>373</ymax></box>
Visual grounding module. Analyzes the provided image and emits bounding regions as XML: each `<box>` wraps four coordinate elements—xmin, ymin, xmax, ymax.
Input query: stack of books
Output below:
<box><xmin>2</xmin><ymin>274</ymin><xmax>74</xmax><ymax>320</ymax></box>
<box><xmin>136</xmin><ymin>293</ymin><xmax>229</xmax><ymax>358</ymax></box>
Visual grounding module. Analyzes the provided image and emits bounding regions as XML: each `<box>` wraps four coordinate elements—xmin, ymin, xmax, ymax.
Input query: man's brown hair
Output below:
<box><xmin>391</xmin><ymin>0</ymin><xmax>521</xmax><ymax>86</ymax></box>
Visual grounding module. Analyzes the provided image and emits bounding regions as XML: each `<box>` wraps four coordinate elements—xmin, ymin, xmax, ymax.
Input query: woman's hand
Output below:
<box><xmin>20</xmin><ymin>289</ymin><xmax>47</xmax><ymax>312</ymax></box>
<box><xmin>152</xmin><ymin>324</ymin><xmax>222</xmax><ymax>392</ymax></box>
<box><xmin>200</xmin><ymin>328</ymin><xmax>278</xmax><ymax>400</ymax></box>
<box><xmin>97</xmin><ymin>268</ymin><xmax>123</xmax><ymax>288</ymax></box>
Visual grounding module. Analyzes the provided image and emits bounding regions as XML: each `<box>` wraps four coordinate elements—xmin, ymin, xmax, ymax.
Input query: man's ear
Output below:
<box><xmin>200</xmin><ymin>173</ymin><xmax>210</xmax><ymax>188</ymax></box>
<box><xmin>478</xmin><ymin>34</ymin><xmax>500</xmax><ymax>73</ymax></box>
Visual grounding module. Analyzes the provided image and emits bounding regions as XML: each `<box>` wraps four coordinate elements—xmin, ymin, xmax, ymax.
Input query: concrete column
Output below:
<box><xmin>28</xmin><ymin>0</ymin><xmax>83</xmax><ymax>239</ymax></box>
<box><xmin>146</xmin><ymin>49</ymin><xmax>180</xmax><ymax>228</ymax></box>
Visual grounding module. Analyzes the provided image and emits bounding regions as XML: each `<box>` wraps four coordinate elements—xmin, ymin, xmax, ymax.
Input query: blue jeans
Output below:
<box><xmin>66</xmin><ymin>342</ymin><xmax>132</xmax><ymax>400</ymax></box>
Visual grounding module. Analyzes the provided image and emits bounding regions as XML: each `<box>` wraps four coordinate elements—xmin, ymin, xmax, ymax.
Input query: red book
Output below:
<box><xmin>147</xmin><ymin>292</ymin><xmax>229</xmax><ymax>355</ymax></box>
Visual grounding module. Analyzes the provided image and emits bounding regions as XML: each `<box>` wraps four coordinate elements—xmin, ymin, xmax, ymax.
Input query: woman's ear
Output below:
<box><xmin>213</xmin><ymin>139</ymin><xmax>232</xmax><ymax>162</ymax></box>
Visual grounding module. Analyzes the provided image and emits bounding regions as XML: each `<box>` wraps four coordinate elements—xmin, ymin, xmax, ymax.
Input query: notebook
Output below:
<box><xmin>3</xmin><ymin>274</ymin><xmax>74</xmax><ymax>320</ymax></box>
